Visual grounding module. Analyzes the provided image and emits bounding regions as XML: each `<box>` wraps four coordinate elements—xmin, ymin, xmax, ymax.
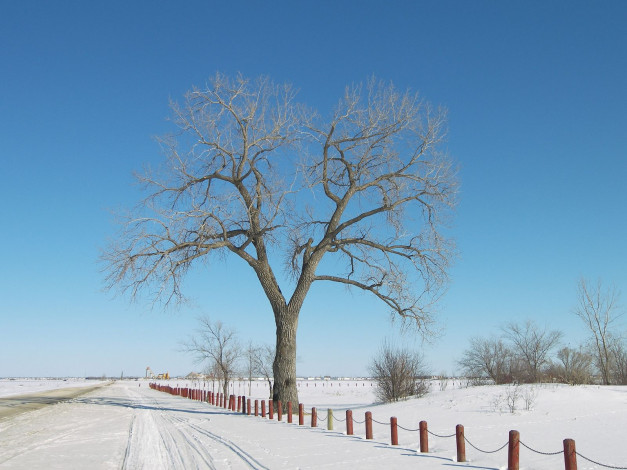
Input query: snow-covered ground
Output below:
<box><xmin>0</xmin><ymin>378</ymin><xmax>625</xmax><ymax>469</ymax></box>
<box><xmin>0</xmin><ymin>378</ymin><xmax>107</xmax><ymax>398</ymax></box>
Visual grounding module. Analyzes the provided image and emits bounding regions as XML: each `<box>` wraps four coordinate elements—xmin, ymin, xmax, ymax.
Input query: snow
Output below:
<box><xmin>0</xmin><ymin>378</ymin><xmax>625</xmax><ymax>469</ymax></box>
<box><xmin>0</xmin><ymin>378</ymin><xmax>107</xmax><ymax>398</ymax></box>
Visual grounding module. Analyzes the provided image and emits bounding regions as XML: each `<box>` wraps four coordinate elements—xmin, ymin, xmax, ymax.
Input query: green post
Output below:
<box><xmin>327</xmin><ymin>408</ymin><xmax>334</xmax><ymax>431</ymax></box>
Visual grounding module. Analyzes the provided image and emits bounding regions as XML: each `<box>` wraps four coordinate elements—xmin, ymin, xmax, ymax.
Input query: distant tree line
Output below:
<box><xmin>458</xmin><ymin>279</ymin><xmax>626</xmax><ymax>385</ymax></box>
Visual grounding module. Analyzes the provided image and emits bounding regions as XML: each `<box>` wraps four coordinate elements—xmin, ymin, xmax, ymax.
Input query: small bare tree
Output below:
<box><xmin>458</xmin><ymin>336</ymin><xmax>512</xmax><ymax>384</ymax></box>
<box><xmin>556</xmin><ymin>346</ymin><xmax>593</xmax><ymax>384</ymax></box>
<box><xmin>103</xmin><ymin>74</ymin><xmax>457</xmax><ymax>406</ymax></box>
<box><xmin>182</xmin><ymin>317</ymin><xmax>241</xmax><ymax>398</ymax></box>
<box><xmin>253</xmin><ymin>344</ymin><xmax>275</xmax><ymax>399</ymax></box>
<box><xmin>573</xmin><ymin>278</ymin><xmax>624</xmax><ymax>385</ymax></box>
<box><xmin>502</xmin><ymin>320</ymin><xmax>562</xmax><ymax>383</ymax></box>
<box><xmin>370</xmin><ymin>341</ymin><xmax>429</xmax><ymax>402</ymax></box>
<box><xmin>244</xmin><ymin>342</ymin><xmax>258</xmax><ymax>396</ymax></box>
<box><xmin>610</xmin><ymin>339</ymin><xmax>627</xmax><ymax>385</ymax></box>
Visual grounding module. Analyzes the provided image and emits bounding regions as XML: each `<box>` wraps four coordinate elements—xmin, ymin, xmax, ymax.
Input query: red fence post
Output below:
<box><xmin>390</xmin><ymin>417</ymin><xmax>398</xmax><ymax>445</ymax></box>
<box><xmin>247</xmin><ymin>398</ymin><xmax>251</xmax><ymax>415</ymax></box>
<box><xmin>287</xmin><ymin>402</ymin><xmax>293</xmax><ymax>423</ymax></box>
<box><xmin>269</xmin><ymin>400</ymin><xmax>274</xmax><ymax>419</ymax></box>
<box><xmin>365</xmin><ymin>412</ymin><xmax>373</xmax><ymax>440</ymax></box>
<box><xmin>419</xmin><ymin>421</ymin><xmax>429</xmax><ymax>452</ymax></box>
<box><xmin>311</xmin><ymin>407</ymin><xmax>317</xmax><ymax>427</ymax></box>
<box><xmin>508</xmin><ymin>430</ymin><xmax>519</xmax><ymax>470</ymax></box>
<box><xmin>456</xmin><ymin>424</ymin><xmax>466</xmax><ymax>462</ymax></box>
<box><xmin>237</xmin><ymin>396</ymin><xmax>241</xmax><ymax>412</ymax></box>
<box><xmin>277</xmin><ymin>400</ymin><xmax>282</xmax><ymax>421</ymax></box>
<box><xmin>261</xmin><ymin>400</ymin><xmax>266</xmax><ymax>418</ymax></box>
<box><xmin>255</xmin><ymin>399</ymin><xmax>259</xmax><ymax>416</ymax></box>
<box><xmin>564</xmin><ymin>439</ymin><xmax>577</xmax><ymax>470</ymax></box>
<box><xmin>299</xmin><ymin>403</ymin><xmax>304</xmax><ymax>425</ymax></box>
<box><xmin>346</xmin><ymin>410</ymin><xmax>353</xmax><ymax>435</ymax></box>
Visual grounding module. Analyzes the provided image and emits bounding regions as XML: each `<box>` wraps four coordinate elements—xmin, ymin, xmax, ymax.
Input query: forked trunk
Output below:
<box><xmin>272</xmin><ymin>307</ymin><xmax>299</xmax><ymax>408</ymax></box>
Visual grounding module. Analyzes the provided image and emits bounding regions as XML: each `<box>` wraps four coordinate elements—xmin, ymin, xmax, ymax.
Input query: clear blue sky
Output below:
<box><xmin>2</xmin><ymin>1</ymin><xmax>626</xmax><ymax>378</ymax></box>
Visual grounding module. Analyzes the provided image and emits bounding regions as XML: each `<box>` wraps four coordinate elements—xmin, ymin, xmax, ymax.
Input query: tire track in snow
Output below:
<box><xmin>168</xmin><ymin>415</ymin><xmax>270</xmax><ymax>470</ymax></box>
<box><xmin>121</xmin><ymin>386</ymin><xmax>217</xmax><ymax>469</ymax></box>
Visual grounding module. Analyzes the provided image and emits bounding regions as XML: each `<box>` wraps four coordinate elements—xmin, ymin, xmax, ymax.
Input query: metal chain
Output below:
<box><xmin>427</xmin><ymin>429</ymin><xmax>456</xmax><ymax>438</ymax></box>
<box><xmin>575</xmin><ymin>452</ymin><xmax>627</xmax><ymax>469</ymax></box>
<box><xmin>397</xmin><ymin>424</ymin><xmax>421</xmax><ymax>432</ymax></box>
<box><xmin>372</xmin><ymin>418</ymin><xmax>390</xmax><ymax>426</ymax></box>
<box><xmin>519</xmin><ymin>440</ymin><xmax>563</xmax><ymax>456</ymax></box>
<box><xmin>464</xmin><ymin>436</ymin><xmax>508</xmax><ymax>454</ymax></box>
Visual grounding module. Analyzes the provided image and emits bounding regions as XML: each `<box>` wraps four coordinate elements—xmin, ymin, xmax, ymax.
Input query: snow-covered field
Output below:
<box><xmin>0</xmin><ymin>378</ymin><xmax>107</xmax><ymax>398</ymax></box>
<box><xmin>0</xmin><ymin>378</ymin><xmax>625</xmax><ymax>469</ymax></box>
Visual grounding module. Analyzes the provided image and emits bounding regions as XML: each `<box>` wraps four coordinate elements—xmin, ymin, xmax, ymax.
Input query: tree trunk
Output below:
<box><xmin>272</xmin><ymin>306</ymin><xmax>299</xmax><ymax>409</ymax></box>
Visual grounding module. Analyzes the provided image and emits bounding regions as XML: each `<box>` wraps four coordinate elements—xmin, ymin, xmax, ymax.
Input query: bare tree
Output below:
<box><xmin>103</xmin><ymin>74</ymin><xmax>457</xmax><ymax>405</ymax></box>
<box><xmin>502</xmin><ymin>320</ymin><xmax>562</xmax><ymax>383</ymax></box>
<box><xmin>253</xmin><ymin>344</ymin><xmax>275</xmax><ymax>398</ymax></box>
<box><xmin>182</xmin><ymin>317</ymin><xmax>241</xmax><ymax>398</ymax></box>
<box><xmin>555</xmin><ymin>346</ymin><xmax>593</xmax><ymax>384</ymax></box>
<box><xmin>244</xmin><ymin>342</ymin><xmax>258</xmax><ymax>396</ymax></box>
<box><xmin>458</xmin><ymin>336</ymin><xmax>512</xmax><ymax>384</ymax></box>
<box><xmin>609</xmin><ymin>339</ymin><xmax>627</xmax><ymax>385</ymax></box>
<box><xmin>369</xmin><ymin>341</ymin><xmax>430</xmax><ymax>402</ymax></box>
<box><xmin>573</xmin><ymin>278</ymin><xmax>624</xmax><ymax>385</ymax></box>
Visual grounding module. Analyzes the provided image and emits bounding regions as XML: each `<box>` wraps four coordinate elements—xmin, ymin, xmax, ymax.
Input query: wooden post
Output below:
<box><xmin>346</xmin><ymin>410</ymin><xmax>353</xmax><ymax>435</ymax></box>
<box><xmin>254</xmin><ymin>399</ymin><xmax>259</xmax><ymax>416</ymax></box>
<box><xmin>287</xmin><ymin>402</ymin><xmax>293</xmax><ymax>423</ymax></box>
<box><xmin>299</xmin><ymin>403</ymin><xmax>304</xmax><ymax>425</ymax></box>
<box><xmin>247</xmin><ymin>398</ymin><xmax>251</xmax><ymax>415</ymax></box>
<box><xmin>419</xmin><ymin>421</ymin><xmax>428</xmax><ymax>452</ymax></box>
<box><xmin>261</xmin><ymin>400</ymin><xmax>266</xmax><ymax>418</ymax></box>
<box><xmin>390</xmin><ymin>417</ymin><xmax>398</xmax><ymax>445</ymax></box>
<box><xmin>327</xmin><ymin>409</ymin><xmax>333</xmax><ymax>430</ymax></box>
<box><xmin>365</xmin><ymin>411</ymin><xmax>373</xmax><ymax>440</ymax></box>
<box><xmin>237</xmin><ymin>395</ymin><xmax>241</xmax><ymax>412</ymax></box>
<box><xmin>269</xmin><ymin>400</ymin><xmax>274</xmax><ymax>419</ymax></box>
<box><xmin>564</xmin><ymin>439</ymin><xmax>577</xmax><ymax>470</ymax></box>
<box><xmin>508</xmin><ymin>430</ymin><xmax>519</xmax><ymax>470</ymax></box>
<box><xmin>242</xmin><ymin>396</ymin><xmax>247</xmax><ymax>414</ymax></box>
<box><xmin>311</xmin><ymin>407</ymin><xmax>317</xmax><ymax>427</ymax></box>
<box><xmin>456</xmin><ymin>424</ymin><xmax>466</xmax><ymax>462</ymax></box>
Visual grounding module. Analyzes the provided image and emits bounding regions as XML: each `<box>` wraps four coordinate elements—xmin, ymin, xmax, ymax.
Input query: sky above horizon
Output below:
<box><xmin>1</xmin><ymin>1</ymin><xmax>626</xmax><ymax>378</ymax></box>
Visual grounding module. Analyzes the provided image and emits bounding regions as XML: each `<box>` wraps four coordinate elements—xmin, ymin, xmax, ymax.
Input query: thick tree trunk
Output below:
<box><xmin>272</xmin><ymin>307</ymin><xmax>299</xmax><ymax>408</ymax></box>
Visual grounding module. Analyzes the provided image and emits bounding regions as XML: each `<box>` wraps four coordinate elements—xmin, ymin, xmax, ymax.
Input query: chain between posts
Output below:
<box><xmin>574</xmin><ymin>452</ymin><xmax>627</xmax><ymax>469</ymax></box>
<box><xmin>464</xmin><ymin>436</ymin><xmax>509</xmax><ymax>454</ymax></box>
<box><xmin>397</xmin><ymin>424</ymin><xmax>421</xmax><ymax>432</ymax></box>
<box><xmin>519</xmin><ymin>440</ymin><xmax>563</xmax><ymax>456</ymax></box>
<box><xmin>371</xmin><ymin>418</ymin><xmax>390</xmax><ymax>426</ymax></box>
<box><xmin>427</xmin><ymin>429</ymin><xmax>456</xmax><ymax>438</ymax></box>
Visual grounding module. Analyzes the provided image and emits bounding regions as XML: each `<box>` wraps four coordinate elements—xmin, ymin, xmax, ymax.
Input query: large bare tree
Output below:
<box><xmin>103</xmin><ymin>74</ymin><xmax>457</xmax><ymax>406</ymax></box>
<box><xmin>574</xmin><ymin>278</ymin><xmax>624</xmax><ymax>384</ymax></box>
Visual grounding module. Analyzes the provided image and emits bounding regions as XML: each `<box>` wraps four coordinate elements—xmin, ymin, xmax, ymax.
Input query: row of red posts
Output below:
<box><xmin>148</xmin><ymin>383</ymin><xmax>580</xmax><ymax>470</ymax></box>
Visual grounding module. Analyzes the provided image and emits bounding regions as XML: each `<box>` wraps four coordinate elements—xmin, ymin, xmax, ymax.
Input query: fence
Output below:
<box><xmin>148</xmin><ymin>383</ymin><xmax>624</xmax><ymax>470</ymax></box>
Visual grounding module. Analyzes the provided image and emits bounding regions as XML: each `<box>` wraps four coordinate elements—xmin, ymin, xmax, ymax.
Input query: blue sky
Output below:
<box><xmin>1</xmin><ymin>1</ymin><xmax>626</xmax><ymax>378</ymax></box>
